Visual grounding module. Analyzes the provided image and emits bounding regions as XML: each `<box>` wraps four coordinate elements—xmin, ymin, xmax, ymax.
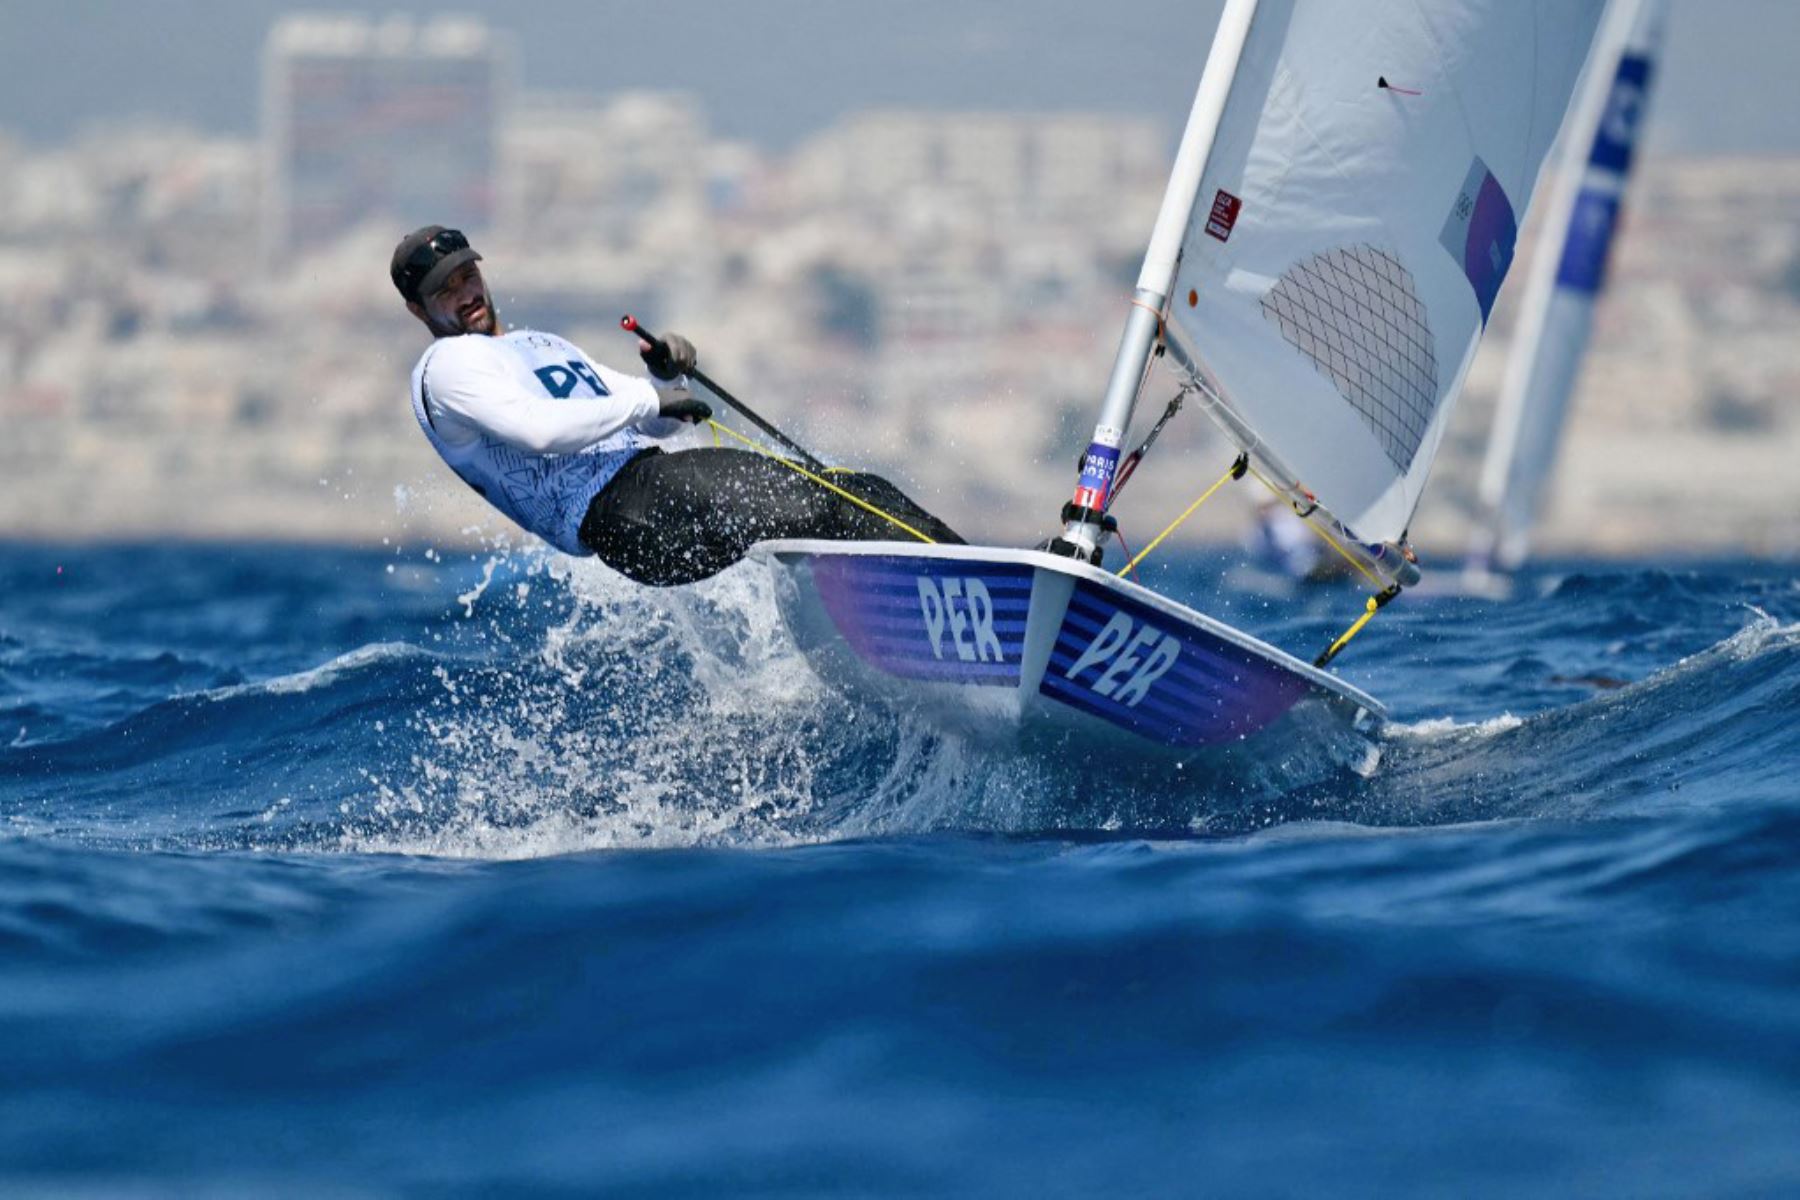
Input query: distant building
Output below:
<box><xmin>786</xmin><ymin>111</ymin><xmax>1167</xmax><ymax>224</ymax></box>
<box><xmin>263</xmin><ymin>14</ymin><xmax>509</xmax><ymax>258</ymax></box>
<box><xmin>502</xmin><ymin>91</ymin><xmax>719</xmax><ymax>246</ymax></box>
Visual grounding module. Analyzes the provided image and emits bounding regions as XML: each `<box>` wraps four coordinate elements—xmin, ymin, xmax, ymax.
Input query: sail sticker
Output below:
<box><xmin>1554</xmin><ymin>188</ymin><xmax>1622</xmax><ymax>295</ymax></box>
<box><xmin>1073</xmin><ymin>440</ymin><xmax>1121</xmax><ymax>510</ymax></box>
<box><xmin>1204</xmin><ymin>190</ymin><xmax>1242</xmax><ymax>242</ymax></box>
<box><xmin>1438</xmin><ymin>157</ymin><xmax>1517</xmax><ymax>323</ymax></box>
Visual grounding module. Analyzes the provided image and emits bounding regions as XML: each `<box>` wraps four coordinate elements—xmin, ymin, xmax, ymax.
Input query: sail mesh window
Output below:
<box><xmin>1259</xmin><ymin>246</ymin><xmax>1439</xmax><ymax>470</ymax></box>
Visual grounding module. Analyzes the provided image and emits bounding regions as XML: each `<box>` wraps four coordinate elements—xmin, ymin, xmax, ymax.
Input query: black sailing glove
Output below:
<box><xmin>657</xmin><ymin>386</ymin><xmax>713</xmax><ymax>425</ymax></box>
<box><xmin>640</xmin><ymin>332</ymin><xmax>698</xmax><ymax>381</ymax></box>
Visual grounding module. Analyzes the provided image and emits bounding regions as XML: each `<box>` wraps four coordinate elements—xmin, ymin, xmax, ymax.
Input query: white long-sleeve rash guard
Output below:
<box><xmin>409</xmin><ymin>329</ymin><xmax>687</xmax><ymax>553</ymax></box>
<box><xmin>422</xmin><ymin>330</ymin><xmax>681</xmax><ymax>452</ymax></box>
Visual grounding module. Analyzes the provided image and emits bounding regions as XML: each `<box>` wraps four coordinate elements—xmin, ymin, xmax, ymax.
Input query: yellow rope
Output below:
<box><xmin>1097</xmin><ymin>439</ymin><xmax>1400</xmax><ymax>667</ymax></box>
<box><xmin>1317</xmin><ymin>594</ymin><xmax>1381</xmax><ymax>667</ymax></box>
<box><xmin>701</xmin><ymin>418</ymin><xmax>937</xmax><ymax>545</ymax></box>
<box><xmin>1243</xmin><ymin>465</ymin><xmax>1386</xmax><ymax>590</ymax></box>
<box><xmin>1117</xmin><ymin>455</ymin><xmax>1244</xmax><ymax>579</ymax></box>
<box><xmin>1231</xmin><ymin>465</ymin><xmax>1401</xmax><ymax>668</ymax></box>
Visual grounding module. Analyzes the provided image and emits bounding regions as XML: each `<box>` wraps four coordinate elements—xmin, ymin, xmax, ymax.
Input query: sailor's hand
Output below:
<box><xmin>657</xmin><ymin>386</ymin><xmax>713</xmax><ymax>424</ymax></box>
<box><xmin>640</xmin><ymin>331</ymin><xmax>698</xmax><ymax>381</ymax></box>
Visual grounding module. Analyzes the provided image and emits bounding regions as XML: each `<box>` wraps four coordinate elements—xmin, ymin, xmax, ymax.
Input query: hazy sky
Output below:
<box><xmin>2</xmin><ymin>0</ymin><xmax>1796</xmax><ymax>154</ymax></box>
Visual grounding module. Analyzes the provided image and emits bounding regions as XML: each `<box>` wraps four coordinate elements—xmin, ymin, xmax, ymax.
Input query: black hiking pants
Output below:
<box><xmin>579</xmin><ymin>447</ymin><xmax>964</xmax><ymax>586</ymax></box>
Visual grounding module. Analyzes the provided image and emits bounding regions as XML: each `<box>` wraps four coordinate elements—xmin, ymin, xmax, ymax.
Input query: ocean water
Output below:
<box><xmin>3</xmin><ymin>541</ymin><xmax>1798</xmax><ymax>1196</ymax></box>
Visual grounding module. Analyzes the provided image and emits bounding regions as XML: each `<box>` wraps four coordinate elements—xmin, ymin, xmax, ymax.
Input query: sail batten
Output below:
<box><xmin>1162</xmin><ymin>0</ymin><xmax>1607</xmax><ymax>544</ymax></box>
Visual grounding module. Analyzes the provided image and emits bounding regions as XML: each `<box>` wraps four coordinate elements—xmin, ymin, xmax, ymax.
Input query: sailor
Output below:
<box><xmin>393</xmin><ymin>226</ymin><xmax>961</xmax><ymax>585</ymax></box>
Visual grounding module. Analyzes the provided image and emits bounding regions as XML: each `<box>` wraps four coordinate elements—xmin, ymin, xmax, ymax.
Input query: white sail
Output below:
<box><xmin>1472</xmin><ymin>0</ymin><xmax>1667</xmax><ymax>571</ymax></box>
<box><xmin>1162</xmin><ymin>0</ymin><xmax>1607</xmax><ymax>545</ymax></box>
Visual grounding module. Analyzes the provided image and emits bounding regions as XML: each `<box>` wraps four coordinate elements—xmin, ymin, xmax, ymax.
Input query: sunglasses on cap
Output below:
<box><xmin>405</xmin><ymin>228</ymin><xmax>469</xmax><ymax>271</ymax></box>
<box><xmin>395</xmin><ymin>228</ymin><xmax>476</xmax><ymax>302</ymax></box>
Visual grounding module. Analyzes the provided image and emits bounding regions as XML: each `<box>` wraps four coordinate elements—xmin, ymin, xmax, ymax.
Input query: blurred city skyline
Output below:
<box><xmin>2</xmin><ymin>4</ymin><xmax>1796</xmax><ymax>557</ymax></box>
<box><xmin>4</xmin><ymin>0</ymin><xmax>1800</xmax><ymax>156</ymax></box>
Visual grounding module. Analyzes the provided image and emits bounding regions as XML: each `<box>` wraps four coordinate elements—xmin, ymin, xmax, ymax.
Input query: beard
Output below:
<box><xmin>428</xmin><ymin>292</ymin><xmax>498</xmax><ymax>337</ymax></box>
<box><xmin>455</xmin><ymin>291</ymin><xmax>497</xmax><ymax>335</ymax></box>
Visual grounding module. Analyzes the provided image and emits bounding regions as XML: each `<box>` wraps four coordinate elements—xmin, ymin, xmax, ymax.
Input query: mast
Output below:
<box><xmin>1052</xmin><ymin>0</ymin><xmax>1262</xmax><ymax>563</ymax></box>
<box><xmin>1469</xmin><ymin>0</ymin><xmax>1664</xmax><ymax>572</ymax></box>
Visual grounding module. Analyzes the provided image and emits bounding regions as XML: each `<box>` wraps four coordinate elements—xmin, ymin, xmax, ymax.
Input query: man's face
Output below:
<box><xmin>414</xmin><ymin>262</ymin><xmax>497</xmax><ymax>336</ymax></box>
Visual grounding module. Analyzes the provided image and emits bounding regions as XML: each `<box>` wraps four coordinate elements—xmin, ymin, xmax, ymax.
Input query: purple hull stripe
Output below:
<box><xmin>1055</xmin><ymin>602</ymin><xmax>1270</xmax><ymax>693</ymax></box>
<box><xmin>1040</xmin><ymin>582</ymin><xmax>1310</xmax><ymax>747</ymax></box>
<box><xmin>810</xmin><ymin>555</ymin><xmax>1030</xmax><ymax>687</ymax></box>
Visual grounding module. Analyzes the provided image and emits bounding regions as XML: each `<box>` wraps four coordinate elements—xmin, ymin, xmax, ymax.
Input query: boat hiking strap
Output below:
<box><xmin>1314</xmin><ymin>584</ymin><xmax>1402</xmax><ymax>668</ymax></box>
<box><xmin>1117</xmin><ymin>452</ymin><xmax>1248</xmax><ymax>579</ymax></box>
<box><xmin>700</xmin><ymin>417</ymin><xmax>938</xmax><ymax>544</ymax></box>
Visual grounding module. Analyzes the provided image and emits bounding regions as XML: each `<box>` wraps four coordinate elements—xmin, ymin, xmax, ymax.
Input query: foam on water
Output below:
<box><xmin>345</xmin><ymin>554</ymin><xmax>890</xmax><ymax>857</ymax></box>
<box><xmin>6</xmin><ymin>547</ymin><xmax>1797</xmax><ymax>859</ymax></box>
<box><xmin>1385</xmin><ymin>713</ymin><xmax>1526</xmax><ymax>740</ymax></box>
<box><xmin>311</xmin><ymin>558</ymin><xmax>1800</xmax><ymax>857</ymax></box>
<box><xmin>209</xmin><ymin>641</ymin><xmax>430</xmax><ymax>699</ymax></box>
<box><xmin>373</xmin><ymin>552</ymin><xmax>1411</xmax><ymax>852</ymax></box>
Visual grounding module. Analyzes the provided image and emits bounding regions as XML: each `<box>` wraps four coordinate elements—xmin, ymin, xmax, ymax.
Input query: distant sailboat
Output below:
<box><xmin>1467</xmin><ymin>0</ymin><xmax>1667</xmax><ymax>579</ymax></box>
<box><xmin>754</xmin><ymin>0</ymin><xmax>1605</xmax><ymax>765</ymax></box>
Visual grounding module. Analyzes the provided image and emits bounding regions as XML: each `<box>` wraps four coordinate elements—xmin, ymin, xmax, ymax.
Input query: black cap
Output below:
<box><xmin>390</xmin><ymin>225</ymin><xmax>482</xmax><ymax>304</ymax></box>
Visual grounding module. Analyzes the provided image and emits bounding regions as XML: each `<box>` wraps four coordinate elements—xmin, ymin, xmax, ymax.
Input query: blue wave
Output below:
<box><xmin>1</xmin><ymin>544</ymin><xmax>1798</xmax><ymax>1194</ymax></box>
<box><xmin>9</xmin><ymin>555</ymin><xmax>1794</xmax><ymax>852</ymax></box>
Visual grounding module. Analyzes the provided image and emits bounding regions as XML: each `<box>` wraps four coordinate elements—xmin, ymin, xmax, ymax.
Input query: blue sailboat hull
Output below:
<box><xmin>757</xmin><ymin>541</ymin><xmax>1384</xmax><ymax>766</ymax></box>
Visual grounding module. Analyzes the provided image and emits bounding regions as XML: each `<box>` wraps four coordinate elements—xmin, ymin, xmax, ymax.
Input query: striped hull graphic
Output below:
<box><xmin>810</xmin><ymin>555</ymin><xmax>1032</xmax><ymax>687</ymax></box>
<box><xmin>762</xmin><ymin>541</ymin><xmax>1382</xmax><ymax>761</ymax></box>
<box><xmin>1041</xmin><ymin>581</ymin><xmax>1310</xmax><ymax>746</ymax></box>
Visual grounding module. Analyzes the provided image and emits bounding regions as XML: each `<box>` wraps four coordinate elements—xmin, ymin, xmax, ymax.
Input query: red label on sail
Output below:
<box><xmin>1204</xmin><ymin>190</ymin><xmax>1242</xmax><ymax>242</ymax></box>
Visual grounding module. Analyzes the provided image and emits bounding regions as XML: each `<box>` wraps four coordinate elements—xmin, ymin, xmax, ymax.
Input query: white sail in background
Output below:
<box><xmin>1472</xmin><ymin>0</ymin><xmax>1667</xmax><ymax>571</ymax></box>
<box><xmin>1162</xmin><ymin>0</ymin><xmax>1606</xmax><ymax>545</ymax></box>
